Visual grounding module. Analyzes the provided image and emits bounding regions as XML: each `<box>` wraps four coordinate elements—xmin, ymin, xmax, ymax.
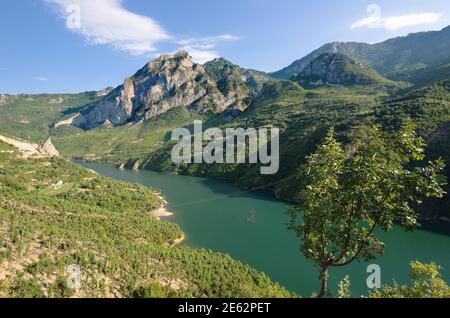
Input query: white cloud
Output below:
<box><xmin>180</xmin><ymin>46</ymin><xmax>219</xmax><ymax>64</ymax></box>
<box><xmin>351</xmin><ymin>5</ymin><xmax>442</xmax><ymax>31</ymax></box>
<box><xmin>33</xmin><ymin>76</ymin><xmax>49</xmax><ymax>81</ymax></box>
<box><xmin>45</xmin><ymin>0</ymin><xmax>239</xmax><ymax>61</ymax></box>
<box><xmin>383</xmin><ymin>13</ymin><xmax>442</xmax><ymax>31</ymax></box>
<box><xmin>45</xmin><ymin>0</ymin><xmax>171</xmax><ymax>55</ymax></box>
<box><xmin>351</xmin><ymin>16</ymin><xmax>382</xmax><ymax>30</ymax></box>
<box><xmin>176</xmin><ymin>34</ymin><xmax>240</xmax><ymax>63</ymax></box>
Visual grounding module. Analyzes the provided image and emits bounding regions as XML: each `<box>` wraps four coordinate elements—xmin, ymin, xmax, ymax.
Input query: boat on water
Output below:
<box><xmin>246</xmin><ymin>210</ymin><xmax>257</xmax><ymax>223</ymax></box>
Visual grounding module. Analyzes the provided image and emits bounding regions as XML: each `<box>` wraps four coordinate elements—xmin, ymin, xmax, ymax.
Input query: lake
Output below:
<box><xmin>80</xmin><ymin>162</ymin><xmax>450</xmax><ymax>297</ymax></box>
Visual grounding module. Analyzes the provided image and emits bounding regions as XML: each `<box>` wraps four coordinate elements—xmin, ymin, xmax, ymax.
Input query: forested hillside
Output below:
<box><xmin>0</xmin><ymin>140</ymin><xmax>291</xmax><ymax>298</ymax></box>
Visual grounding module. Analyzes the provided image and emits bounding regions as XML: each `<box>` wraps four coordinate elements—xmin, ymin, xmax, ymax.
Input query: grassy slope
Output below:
<box><xmin>50</xmin><ymin>107</ymin><xmax>208</xmax><ymax>162</ymax></box>
<box><xmin>391</xmin><ymin>57</ymin><xmax>450</xmax><ymax>89</ymax></box>
<box><xmin>0</xmin><ymin>141</ymin><xmax>291</xmax><ymax>298</ymax></box>
<box><xmin>0</xmin><ymin>93</ymin><xmax>99</xmax><ymax>143</ymax></box>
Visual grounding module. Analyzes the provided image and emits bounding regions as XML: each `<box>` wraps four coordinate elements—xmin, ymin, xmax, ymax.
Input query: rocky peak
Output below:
<box><xmin>41</xmin><ymin>138</ymin><xmax>60</xmax><ymax>157</ymax></box>
<box><xmin>63</xmin><ymin>51</ymin><xmax>227</xmax><ymax>129</ymax></box>
<box><xmin>57</xmin><ymin>51</ymin><xmax>270</xmax><ymax>130</ymax></box>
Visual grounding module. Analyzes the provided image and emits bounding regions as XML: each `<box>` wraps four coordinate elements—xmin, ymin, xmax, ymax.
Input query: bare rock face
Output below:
<box><xmin>0</xmin><ymin>135</ymin><xmax>59</xmax><ymax>158</ymax></box>
<box><xmin>40</xmin><ymin>138</ymin><xmax>60</xmax><ymax>157</ymax></box>
<box><xmin>66</xmin><ymin>51</ymin><xmax>229</xmax><ymax>129</ymax></box>
<box><xmin>96</xmin><ymin>87</ymin><xmax>115</xmax><ymax>97</ymax></box>
<box><xmin>57</xmin><ymin>51</ymin><xmax>271</xmax><ymax>130</ymax></box>
<box><xmin>0</xmin><ymin>94</ymin><xmax>10</xmax><ymax>106</ymax></box>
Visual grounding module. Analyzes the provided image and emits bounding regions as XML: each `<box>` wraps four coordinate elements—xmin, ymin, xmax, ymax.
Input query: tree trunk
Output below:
<box><xmin>317</xmin><ymin>265</ymin><xmax>329</xmax><ymax>298</ymax></box>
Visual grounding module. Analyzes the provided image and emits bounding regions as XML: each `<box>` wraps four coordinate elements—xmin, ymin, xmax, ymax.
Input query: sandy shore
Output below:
<box><xmin>150</xmin><ymin>194</ymin><xmax>174</xmax><ymax>219</ymax></box>
<box><xmin>150</xmin><ymin>194</ymin><xmax>185</xmax><ymax>247</ymax></box>
<box><xmin>171</xmin><ymin>234</ymin><xmax>186</xmax><ymax>247</ymax></box>
<box><xmin>152</xmin><ymin>207</ymin><xmax>174</xmax><ymax>219</ymax></box>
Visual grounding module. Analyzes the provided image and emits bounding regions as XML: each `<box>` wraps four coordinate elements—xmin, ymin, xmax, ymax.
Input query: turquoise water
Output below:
<box><xmin>81</xmin><ymin>162</ymin><xmax>450</xmax><ymax>297</ymax></box>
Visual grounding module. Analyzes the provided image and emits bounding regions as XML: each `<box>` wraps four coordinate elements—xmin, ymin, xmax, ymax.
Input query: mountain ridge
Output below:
<box><xmin>271</xmin><ymin>25</ymin><xmax>450</xmax><ymax>82</ymax></box>
<box><xmin>292</xmin><ymin>53</ymin><xmax>396</xmax><ymax>87</ymax></box>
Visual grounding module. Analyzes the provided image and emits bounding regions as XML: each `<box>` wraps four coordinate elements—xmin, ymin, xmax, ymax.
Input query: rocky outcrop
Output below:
<box><xmin>96</xmin><ymin>87</ymin><xmax>115</xmax><ymax>97</ymax></box>
<box><xmin>41</xmin><ymin>138</ymin><xmax>60</xmax><ymax>157</ymax></box>
<box><xmin>0</xmin><ymin>94</ymin><xmax>10</xmax><ymax>106</ymax></box>
<box><xmin>59</xmin><ymin>52</ymin><xmax>230</xmax><ymax>129</ymax></box>
<box><xmin>49</xmin><ymin>97</ymin><xmax>64</xmax><ymax>104</ymax></box>
<box><xmin>54</xmin><ymin>114</ymin><xmax>83</xmax><ymax>128</ymax></box>
<box><xmin>0</xmin><ymin>135</ymin><xmax>59</xmax><ymax>158</ymax></box>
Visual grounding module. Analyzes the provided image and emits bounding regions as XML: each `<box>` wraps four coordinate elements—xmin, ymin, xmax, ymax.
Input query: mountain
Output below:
<box><xmin>292</xmin><ymin>53</ymin><xmax>395</xmax><ymax>87</ymax></box>
<box><xmin>60</xmin><ymin>52</ymin><xmax>269</xmax><ymax>130</ymax></box>
<box><xmin>59</xmin><ymin>51</ymin><xmax>225</xmax><ymax>129</ymax></box>
<box><xmin>271</xmin><ymin>26</ymin><xmax>450</xmax><ymax>83</ymax></box>
<box><xmin>271</xmin><ymin>42</ymin><xmax>370</xmax><ymax>80</ymax></box>
<box><xmin>203</xmin><ymin>57</ymin><xmax>271</xmax><ymax>120</ymax></box>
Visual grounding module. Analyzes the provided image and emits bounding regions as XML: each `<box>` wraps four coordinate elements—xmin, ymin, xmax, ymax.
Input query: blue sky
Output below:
<box><xmin>1</xmin><ymin>0</ymin><xmax>449</xmax><ymax>94</ymax></box>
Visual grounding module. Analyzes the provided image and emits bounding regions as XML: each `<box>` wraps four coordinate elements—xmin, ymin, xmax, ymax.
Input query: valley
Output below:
<box><xmin>80</xmin><ymin>161</ymin><xmax>450</xmax><ymax>296</ymax></box>
<box><xmin>1</xmin><ymin>24</ymin><xmax>450</xmax><ymax>298</ymax></box>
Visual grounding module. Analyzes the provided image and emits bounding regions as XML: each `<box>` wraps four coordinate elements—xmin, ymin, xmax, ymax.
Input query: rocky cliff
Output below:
<box><xmin>61</xmin><ymin>51</ymin><xmax>267</xmax><ymax>130</ymax></box>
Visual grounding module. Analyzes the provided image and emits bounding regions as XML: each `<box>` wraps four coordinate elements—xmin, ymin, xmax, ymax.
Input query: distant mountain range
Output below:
<box><xmin>271</xmin><ymin>25</ymin><xmax>450</xmax><ymax>82</ymax></box>
<box><xmin>54</xmin><ymin>26</ymin><xmax>450</xmax><ymax>130</ymax></box>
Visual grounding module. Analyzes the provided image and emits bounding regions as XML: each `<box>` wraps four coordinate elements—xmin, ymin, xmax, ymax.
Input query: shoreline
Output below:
<box><xmin>150</xmin><ymin>194</ymin><xmax>185</xmax><ymax>246</ymax></box>
<box><xmin>150</xmin><ymin>194</ymin><xmax>174</xmax><ymax>219</ymax></box>
<box><xmin>171</xmin><ymin>233</ymin><xmax>186</xmax><ymax>247</ymax></box>
<box><xmin>78</xmin><ymin>161</ymin><xmax>450</xmax><ymax>235</ymax></box>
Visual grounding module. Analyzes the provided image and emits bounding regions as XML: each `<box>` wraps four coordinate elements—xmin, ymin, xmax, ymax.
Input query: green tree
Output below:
<box><xmin>336</xmin><ymin>275</ymin><xmax>351</xmax><ymax>298</ymax></box>
<box><xmin>370</xmin><ymin>261</ymin><xmax>450</xmax><ymax>298</ymax></box>
<box><xmin>288</xmin><ymin>120</ymin><xmax>446</xmax><ymax>298</ymax></box>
